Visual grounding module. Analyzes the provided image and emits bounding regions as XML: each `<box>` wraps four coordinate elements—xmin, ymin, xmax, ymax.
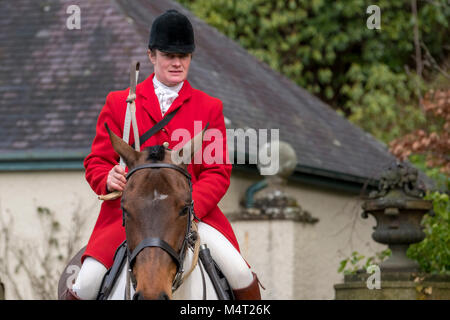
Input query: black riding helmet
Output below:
<box><xmin>148</xmin><ymin>9</ymin><xmax>195</xmax><ymax>54</ymax></box>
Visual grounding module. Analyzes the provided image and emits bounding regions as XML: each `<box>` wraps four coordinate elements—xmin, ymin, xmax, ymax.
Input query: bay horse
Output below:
<box><xmin>106</xmin><ymin>122</ymin><xmax>223</xmax><ymax>300</ymax></box>
<box><xmin>106</xmin><ymin>122</ymin><xmax>224</xmax><ymax>300</ymax></box>
<box><xmin>58</xmin><ymin>123</ymin><xmax>224</xmax><ymax>300</ymax></box>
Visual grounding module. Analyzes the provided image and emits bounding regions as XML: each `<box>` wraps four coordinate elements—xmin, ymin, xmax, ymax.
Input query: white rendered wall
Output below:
<box><xmin>0</xmin><ymin>170</ymin><xmax>385</xmax><ymax>299</ymax></box>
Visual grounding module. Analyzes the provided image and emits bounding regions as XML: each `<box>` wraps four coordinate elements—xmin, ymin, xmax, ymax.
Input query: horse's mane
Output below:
<box><xmin>145</xmin><ymin>145</ymin><xmax>166</xmax><ymax>162</ymax></box>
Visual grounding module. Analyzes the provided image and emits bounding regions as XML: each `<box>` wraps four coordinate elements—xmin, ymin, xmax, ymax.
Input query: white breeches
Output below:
<box><xmin>73</xmin><ymin>222</ymin><xmax>253</xmax><ymax>299</ymax></box>
<box><xmin>72</xmin><ymin>256</ymin><xmax>107</xmax><ymax>300</ymax></box>
<box><xmin>197</xmin><ymin>222</ymin><xmax>253</xmax><ymax>289</ymax></box>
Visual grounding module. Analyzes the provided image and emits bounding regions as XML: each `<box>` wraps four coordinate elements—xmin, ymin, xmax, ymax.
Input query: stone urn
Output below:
<box><xmin>335</xmin><ymin>162</ymin><xmax>450</xmax><ymax>300</ymax></box>
<box><xmin>361</xmin><ymin>162</ymin><xmax>433</xmax><ymax>272</ymax></box>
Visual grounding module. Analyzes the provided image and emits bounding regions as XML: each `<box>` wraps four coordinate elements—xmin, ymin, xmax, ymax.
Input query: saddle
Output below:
<box><xmin>57</xmin><ymin>246</ymin><xmax>86</xmax><ymax>300</ymax></box>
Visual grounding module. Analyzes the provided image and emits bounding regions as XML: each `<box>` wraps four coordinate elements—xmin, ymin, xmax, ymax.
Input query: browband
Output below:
<box><xmin>126</xmin><ymin>163</ymin><xmax>191</xmax><ymax>181</ymax></box>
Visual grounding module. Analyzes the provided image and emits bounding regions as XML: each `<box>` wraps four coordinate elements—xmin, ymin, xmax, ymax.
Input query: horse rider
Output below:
<box><xmin>62</xmin><ymin>9</ymin><xmax>262</xmax><ymax>300</ymax></box>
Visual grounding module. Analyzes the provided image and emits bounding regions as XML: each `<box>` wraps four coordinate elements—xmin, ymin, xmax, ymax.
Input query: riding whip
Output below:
<box><xmin>98</xmin><ymin>61</ymin><xmax>140</xmax><ymax>201</ymax></box>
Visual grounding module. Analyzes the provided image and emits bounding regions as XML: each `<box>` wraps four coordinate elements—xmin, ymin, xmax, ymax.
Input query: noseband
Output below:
<box><xmin>123</xmin><ymin>163</ymin><xmax>198</xmax><ymax>292</ymax></box>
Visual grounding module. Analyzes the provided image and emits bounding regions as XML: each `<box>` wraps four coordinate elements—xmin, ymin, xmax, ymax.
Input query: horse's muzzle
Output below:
<box><xmin>132</xmin><ymin>291</ymin><xmax>170</xmax><ymax>300</ymax></box>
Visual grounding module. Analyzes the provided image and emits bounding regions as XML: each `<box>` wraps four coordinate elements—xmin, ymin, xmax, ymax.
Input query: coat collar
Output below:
<box><xmin>136</xmin><ymin>73</ymin><xmax>192</xmax><ymax>123</ymax></box>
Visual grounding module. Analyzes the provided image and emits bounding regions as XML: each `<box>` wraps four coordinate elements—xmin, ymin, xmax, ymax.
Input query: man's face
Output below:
<box><xmin>148</xmin><ymin>49</ymin><xmax>192</xmax><ymax>87</ymax></box>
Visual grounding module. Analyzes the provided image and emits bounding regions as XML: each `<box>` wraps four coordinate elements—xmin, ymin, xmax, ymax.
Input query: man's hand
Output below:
<box><xmin>106</xmin><ymin>165</ymin><xmax>127</xmax><ymax>192</ymax></box>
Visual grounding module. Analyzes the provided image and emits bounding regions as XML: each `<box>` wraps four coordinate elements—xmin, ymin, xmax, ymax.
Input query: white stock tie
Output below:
<box><xmin>153</xmin><ymin>77</ymin><xmax>183</xmax><ymax>116</ymax></box>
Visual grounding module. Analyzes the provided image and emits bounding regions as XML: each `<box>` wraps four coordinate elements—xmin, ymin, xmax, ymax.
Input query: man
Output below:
<box><xmin>64</xmin><ymin>9</ymin><xmax>261</xmax><ymax>300</ymax></box>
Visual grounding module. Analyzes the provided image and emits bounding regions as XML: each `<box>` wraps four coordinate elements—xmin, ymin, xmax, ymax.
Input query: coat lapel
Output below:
<box><xmin>136</xmin><ymin>74</ymin><xmax>162</xmax><ymax>123</ymax></box>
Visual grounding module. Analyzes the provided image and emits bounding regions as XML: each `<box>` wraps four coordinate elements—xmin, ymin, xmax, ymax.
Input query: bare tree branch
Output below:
<box><xmin>0</xmin><ymin>200</ymin><xmax>88</xmax><ymax>299</ymax></box>
<box><xmin>411</xmin><ymin>0</ymin><xmax>425</xmax><ymax>112</ymax></box>
<box><xmin>421</xmin><ymin>41</ymin><xmax>450</xmax><ymax>79</ymax></box>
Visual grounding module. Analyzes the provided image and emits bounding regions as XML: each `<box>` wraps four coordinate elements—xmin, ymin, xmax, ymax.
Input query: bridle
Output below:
<box><xmin>123</xmin><ymin>162</ymin><xmax>199</xmax><ymax>294</ymax></box>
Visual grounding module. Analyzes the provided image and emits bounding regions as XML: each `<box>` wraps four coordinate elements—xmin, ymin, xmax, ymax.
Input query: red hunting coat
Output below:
<box><xmin>83</xmin><ymin>73</ymin><xmax>239</xmax><ymax>269</ymax></box>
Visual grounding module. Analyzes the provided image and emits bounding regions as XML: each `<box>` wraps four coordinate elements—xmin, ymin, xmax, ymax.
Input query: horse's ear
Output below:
<box><xmin>104</xmin><ymin>122</ymin><xmax>139</xmax><ymax>168</ymax></box>
<box><xmin>174</xmin><ymin>123</ymin><xmax>209</xmax><ymax>165</ymax></box>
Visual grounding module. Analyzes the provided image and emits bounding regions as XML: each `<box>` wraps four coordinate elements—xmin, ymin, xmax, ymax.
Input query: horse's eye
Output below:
<box><xmin>179</xmin><ymin>206</ymin><xmax>189</xmax><ymax>216</ymax></box>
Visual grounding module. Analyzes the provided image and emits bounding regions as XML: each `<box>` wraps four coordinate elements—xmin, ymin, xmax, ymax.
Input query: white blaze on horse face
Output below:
<box><xmin>152</xmin><ymin>189</ymin><xmax>168</xmax><ymax>202</ymax></box>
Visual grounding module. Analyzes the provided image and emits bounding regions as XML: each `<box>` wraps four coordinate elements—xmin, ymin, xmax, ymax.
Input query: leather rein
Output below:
<box><xmin>123</xmin><ymin>162</ymin><xmax>199</xmax><ymax>293</ymax></box>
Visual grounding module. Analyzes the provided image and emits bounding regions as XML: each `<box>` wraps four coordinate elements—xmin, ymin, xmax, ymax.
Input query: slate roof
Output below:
<box><xmin>0</xmin><ymin>0</ymin><xmax>396</xmax><ymax>183</ymax></box>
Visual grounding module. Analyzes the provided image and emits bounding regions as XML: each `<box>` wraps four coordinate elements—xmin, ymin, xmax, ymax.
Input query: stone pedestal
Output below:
<box><xmin>335</xmin><ymin>273</ymin><xmax>450</xmax><ymax>300</ymax></box>
<box><xmin>229</xmin><ymin>141</ymin><xmax>320</xmax><ymax>299</ymax></box>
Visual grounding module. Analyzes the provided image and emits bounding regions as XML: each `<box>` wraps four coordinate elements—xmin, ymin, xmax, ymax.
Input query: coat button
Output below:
<box><xmin>162</xmin><ymin>128</ymin><xmax>167</xmax><ymax>133</ymax></box>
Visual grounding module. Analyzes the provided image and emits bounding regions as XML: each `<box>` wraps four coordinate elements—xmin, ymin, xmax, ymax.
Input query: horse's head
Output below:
<box><xmin>105</xmin><ymin>123</ymin><xmax>206</xmax><ymax>300</ymax></box>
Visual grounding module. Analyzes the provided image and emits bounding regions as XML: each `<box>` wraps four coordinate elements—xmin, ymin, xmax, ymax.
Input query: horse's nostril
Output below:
<box><xmin>158</xmin><ymin>292</ymin><xmax>170</xmax><ymax>300</ymax></box>
<box><xmin>133</xmin><ymin>291</ymin><xmax>144</xmax><ymax>300</ymax></box>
